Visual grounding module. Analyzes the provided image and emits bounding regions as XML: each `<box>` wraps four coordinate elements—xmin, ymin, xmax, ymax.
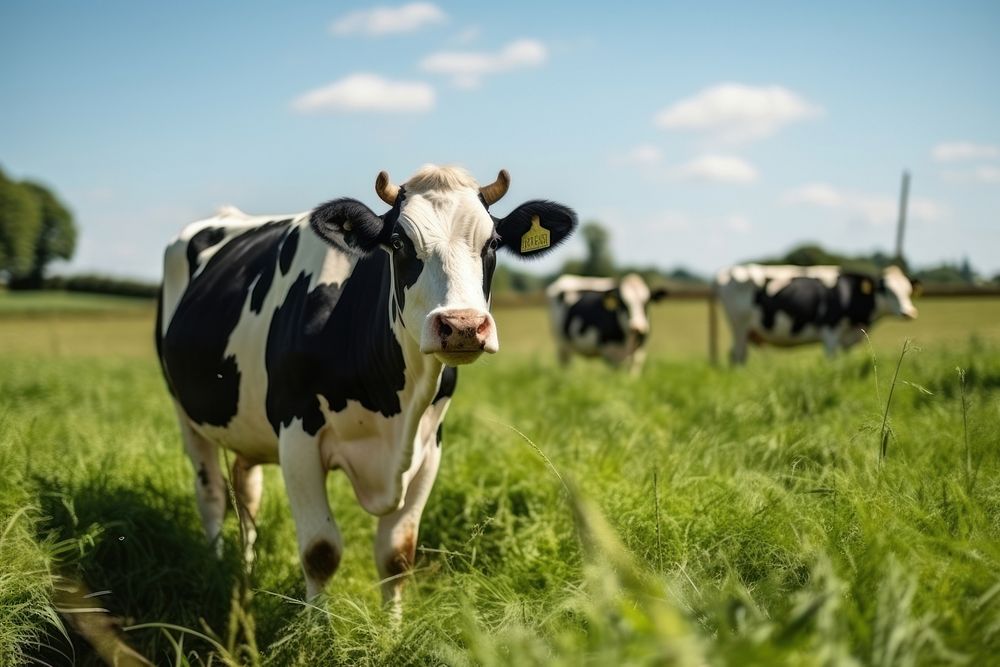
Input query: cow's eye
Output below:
<box><xmin>390</xmin><ymin>235</ymin><xmax>404</xmax><ymax>252</ymax></box>
<box><xmin>488</xmin><ymin>237</ymin><xmax>499</xmax><ymax>251</ymax></box>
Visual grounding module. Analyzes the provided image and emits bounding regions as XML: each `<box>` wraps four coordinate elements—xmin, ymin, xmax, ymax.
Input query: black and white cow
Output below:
<box><xmin>546</xmin><ymin>273</ymin><xmax>668</xmax><ymax>374</ymax></box>
<box><xmin>156</xmin><ymin>166</ymin><xmax>576</xmax><ymax>606</ymax></box>
<box><xmin>714</xmin><ymin>263</ymin><xmax>919</xmax><ymax>364</ymax></box>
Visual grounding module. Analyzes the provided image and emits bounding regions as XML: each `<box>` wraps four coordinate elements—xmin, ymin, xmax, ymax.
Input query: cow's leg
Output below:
<box><xmin>374</xmin><ymin>441</ymin><xmax>441</xmax><ymax>618</ymax></box>
<box><xmin>729</xmin><ymin>325</ymin><xmax>749</xmax><ymax>366</ymax></box>
<box><xmin>231</xmin><ymin>455</ymin><xmax>263</xmax><ymax>565</ymax></box>
<box><xmin>821</xmin><ymin>329</ymin><xmax>840</xmax><ymax>359</ymax></box>
<box><xmin>175</xmin><ymin>404</ymin><xmax>227</xmax><ymax>554</ymax></box>
<box><xmin>556</xmin><ymin>342</ymin><xmax>571</xmax><ymax>367</ymax></box>
<box><xmin>279</xmin><ymin>422</ymin><xmax>342</xmax><ymax>599</ymax></box>
<box><xmin>628</xmin><ymin>348</ymin><xmax>647</xmax><ymax>376</ymax></box>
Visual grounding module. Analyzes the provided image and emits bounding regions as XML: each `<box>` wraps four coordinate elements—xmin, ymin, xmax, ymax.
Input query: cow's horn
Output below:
<box><xmin>479</xmin><ymin>169</ymin><xmax>510</xmax><ymax>206</ymax></box>
<box><xmin>375</xmin><ymin>171</ymin><xmax>399</xmax><ymax>206</ymax></box>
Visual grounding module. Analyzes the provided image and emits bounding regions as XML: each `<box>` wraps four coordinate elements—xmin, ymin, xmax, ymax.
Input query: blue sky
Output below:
<box><xmin>2</xmin><ymin>1</ymin><xmax>998</xmax><ymax>280</ymax></box>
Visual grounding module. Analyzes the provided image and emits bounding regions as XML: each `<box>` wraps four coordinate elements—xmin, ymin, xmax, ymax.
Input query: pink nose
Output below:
<box><xmin>433</xmin><ymin>309</ymin><xmax>492</xmax><ymax>351</ymax></box>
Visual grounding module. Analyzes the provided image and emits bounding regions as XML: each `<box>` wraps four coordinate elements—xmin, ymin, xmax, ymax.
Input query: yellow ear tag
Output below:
<box><xmin>861</xmin><ymin>279</ymin><xmax>873</xmax><ymax>295</ymax></box>
<box><xmin>604</xmin><ymin>295</ymin><xmax>618</xmax><ymax>311</ymax></box>
<box><xmin>520</xmin><ymin>215</ymin><xmax>550</xmax><ymax>253</ymax></box>
<box><xmin>912</xmin><ymin>283</ymin><xmax>923</xmax><ymax>297</ymax></box>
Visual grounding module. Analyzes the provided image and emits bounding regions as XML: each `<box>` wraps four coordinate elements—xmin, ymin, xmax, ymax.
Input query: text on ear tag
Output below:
<box><xmin>861</xmin><ymin>279</ymin><xmax>873</xmax><ymax>295</ymax></box>
<box><xmin>520</xmin><ymin>215</ymin><xmax>550</xmax><ymax>253</ymax></box>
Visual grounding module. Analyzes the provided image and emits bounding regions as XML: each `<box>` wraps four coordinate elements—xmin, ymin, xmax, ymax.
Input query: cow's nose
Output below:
<box><xmin>434</xmin><ymin>309</ymin><xmax>492</xmax><ymax>350</ymax></box>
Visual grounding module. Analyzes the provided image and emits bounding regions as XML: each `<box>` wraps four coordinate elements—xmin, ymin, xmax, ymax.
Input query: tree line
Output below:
<box><xmin>0</xmin><ymin>167</ymin><xmax>76</xmax><ymax>288</ymax></box>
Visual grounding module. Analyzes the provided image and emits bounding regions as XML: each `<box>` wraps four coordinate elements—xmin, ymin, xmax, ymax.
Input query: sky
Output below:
<box><xmin>2</xmin><ymin>1</ymin><xmax>998</xmax><ymax>281</ymax></box>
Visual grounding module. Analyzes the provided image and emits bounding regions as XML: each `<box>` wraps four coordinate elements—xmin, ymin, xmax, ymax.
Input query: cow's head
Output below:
<box><xmin>877</xmin><ymin>265</ymin><xmax>919</xmax><ymax>320</ymax></box>
<box><xmin>604</xmin><ymin>273</ymin><xmax>668</xmax><ymax>341</ymax></box>
<box><xmin>311</xmin><ymin>166</ymin><xmax>577</xmax><ymax>365</ymax></box>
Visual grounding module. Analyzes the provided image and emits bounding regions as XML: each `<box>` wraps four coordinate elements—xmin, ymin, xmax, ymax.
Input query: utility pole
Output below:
<box><xmin>894</xmin><ymin>170</ymin><xmax>910</xmax><ymax>266</ymax></box>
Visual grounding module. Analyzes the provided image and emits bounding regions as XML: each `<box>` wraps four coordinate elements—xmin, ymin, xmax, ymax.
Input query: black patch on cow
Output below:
<box><xmin>434</xmin><ymin>366</ymin><xmax>457</xmax><ymax>404</ymax></box>
<box><xmin>390</xmin><ymin>226</ymin><xmax>423</xmax><ymax>319</ymax></box>
<box><xmin>755</xmin><ymin>274</ymin><xmax>877</xmax><ymax>333</ymax></box>
<box><xmin>563</xmin><ymin>290</ymin><xmax>627</xmax><ymax>345</ymax></box>
<box><xmin>494</xmin><ymin>200</ymin><xmax>578</xmax><ymax>259</ymax></box>
<box><xmin>264</xmin><ymin>253</ymin><xmax>409</xmax><ymax>436</ymax></box>
<box><xmin>279</xmin><ymin>226</ymin><xmax>299</xmax><ymax>275</ymax></box>
<box><xmin>248</xmin><ymin>219</ymin><xmax>292</xmax><ymax>314</ymax></box>
<box><xmin>481</xmin><ymin>234</ymin><xmax>499</xmax><ymax>298</ymax></box>
<box><xmin>186</xmin><ymin>227</ymin><xmax>227</xmax><ymax>278</ymax></box>
<box><xmin>160</xmin><ymin>220</ymin><xmax>291</xmax><ymax>427</ymax></box>
<box><xmin>436</xmin><ymin>423</ymin><xmax>443</xmax><ymax>447</ymax></box>
<box><xmin>310</xmin><ymin>198</ymin><xmax>389</xmax><ymax>253</ymax></box>
<box><xmin>154</xmin><ymin>285</ymin><xmax>175</xmax><ymax>396</ymax></box>
<box><xmin>303</xmin><ymin>538</ymin><xmax>341</xmax><ymax>582</ymax></box>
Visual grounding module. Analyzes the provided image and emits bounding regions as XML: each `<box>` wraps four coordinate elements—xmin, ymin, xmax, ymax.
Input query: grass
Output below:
<box><xmin>1</xmin><ymin>295</ymin><xmax>999</xmax><ymax>665</ymax></box>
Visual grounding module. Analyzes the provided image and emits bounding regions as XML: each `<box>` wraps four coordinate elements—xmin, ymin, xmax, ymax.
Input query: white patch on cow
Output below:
<box><xmin>877</xmin><ymin>265</ymin><xmax>918</xmax><ymax>319</ymax></box>
<box><xmin>618</xmin><ymin>273</ymin><xmax>651</xmax><ymax>335</ymax></box>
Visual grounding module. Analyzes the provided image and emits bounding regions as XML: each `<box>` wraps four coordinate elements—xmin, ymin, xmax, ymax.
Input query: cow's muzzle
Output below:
<box><xmin>423</xmin><ymin>308</ymin><xmax>498</xmax><ymax>364</ymax></box>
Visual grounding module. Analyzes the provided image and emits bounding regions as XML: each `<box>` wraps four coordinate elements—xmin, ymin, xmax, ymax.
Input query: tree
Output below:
<box><xmin>0</xmin><ymin>168</ymin><xmax>42</xmax><ymax>279</ymax></box>
<box><xmin>0</xmin><ymin>169</ymin><xmax>77</xmax><ymax>287</ymax></box>
<box><xmin>578</xmin><ymin>221</ymin><xmax>615</xmax><ymax>277</ymax></box>
<box><xmin>17</xmin><ymin>181</ymin><xmax>76</xmax><ymax>288</ymax></box>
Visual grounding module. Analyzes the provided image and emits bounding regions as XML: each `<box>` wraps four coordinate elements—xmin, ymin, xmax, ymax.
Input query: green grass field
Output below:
<box><xmin>2</xmin><ymin>294</ymin><xmax>999</xmax><ymax>665</ymax></box>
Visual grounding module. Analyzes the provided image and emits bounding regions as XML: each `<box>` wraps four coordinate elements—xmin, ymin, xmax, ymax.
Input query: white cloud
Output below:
<box><xmin>452</xmin><ymin>26</ymin><xmax>480</xmax><ymax>44</ymax></box>
<box><xmin>331</xmin><ymin>3</ymin><xmax>446</xmax><ymax>36</ymax></box>
<box><xmin>673</xmin><ymin>154</ymin><xmax>758</xmax><ymax>183</ymax></box>
<box><xmin>420</xmin><ymin>39</ymin><xmax>547</xmax><ymax>88</ymax></box>
<box><xmin>291</xmin><ymin>74</ymin><xmax>435</xmax><ymax>114</ymax></box>
<box><xmin>931</xmin><ymin>141</ymin><xmax>1000</xmax><ymax>162</ymax></box>
<box><xmin>943</xmin><ymin>165</ymin><xmax>1000</xmax><ymax>184</ymax></box>
<box><xmin>611</xmin><ymin>144</ymin><xmax>663</xmax><ymax>167</ymax></box>
<box><xmin>655</xmin><ymin>83</ymin><xmax>822</xmax><ymax>143</ymax></box>
<box><xmin>783</xmin><ymin>182</ymin><xmax>947</xmax><ymax>226</ymax></box>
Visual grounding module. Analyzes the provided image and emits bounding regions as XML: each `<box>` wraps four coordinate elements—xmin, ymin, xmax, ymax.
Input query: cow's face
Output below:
<box><xmin>878</xmin><ymin>265</ymin><xmax>919</xmax><ymax>319</ymax></box>
<box><xmin>311</xmin><ymin>166</ymin><xmax>577</xmax><ymax>366</ymax></box>
<box><xmin>615</xmin><ymin>273</ymin><xmax>665</xmax><ymax>337</ymax></box>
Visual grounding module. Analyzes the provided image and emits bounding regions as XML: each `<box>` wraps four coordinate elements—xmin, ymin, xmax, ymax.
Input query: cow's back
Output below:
<box><xmin>159</xmin><ymin>211</ymin><xmax>305</xmax><ymax>445</ymax></box>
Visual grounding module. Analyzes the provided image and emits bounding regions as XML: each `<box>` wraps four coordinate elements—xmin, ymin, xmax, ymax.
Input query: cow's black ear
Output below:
<box><xmin>910</xmin><ymin>278</ymin><xmax>923</xmax><ymax>297</ymax></box>
<box><xmin>494</xmin><ymin>200</ymin><xmax>577</xmax><ymax>259</ymax></box>
<box><xmin>310</xmin><ymin>198</ymin><xmax>388</xmax><ymax>255</ymax></box>
<box><xmin>650</xmin><ymin>287</ymin><xmax>670</xmax><ymax>302</ymax></box>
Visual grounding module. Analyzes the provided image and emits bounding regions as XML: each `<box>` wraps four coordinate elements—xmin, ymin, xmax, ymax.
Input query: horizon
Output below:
<box><xmin>2</xmin><ymin>1</ymin><xmax>998</xmax><ymax>281</ymax></box>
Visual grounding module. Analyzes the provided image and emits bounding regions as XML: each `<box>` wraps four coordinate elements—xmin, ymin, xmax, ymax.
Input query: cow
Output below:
<box><xmin>713</xmin><ymin>263</ymin><xmax>920</xmax><ymax>365</ymax></box>
<box><xmin>545</xmin><ymin>273</ymin><xmax>668</xmax><ymax>374</ymax></box>
<box><xmin>155</xmin><ymin>166</ymin><xmax>577</xmax><ymax>608</ymax></box>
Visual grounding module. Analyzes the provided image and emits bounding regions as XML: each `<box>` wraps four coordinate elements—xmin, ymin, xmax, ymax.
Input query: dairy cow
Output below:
<box><xmin>156</xmin><ymin>166</ymin><xmax>577</xmax><ymax>606</ymax></box>
<box><xmin>714</xmin><ymin>263</ymin><xmax>919</xmax><ymax>364</ymax></box>
<box><xmin>546</xmin><ymin>273</ymin><xmax>668</xmax><ymax>374</ymax></box>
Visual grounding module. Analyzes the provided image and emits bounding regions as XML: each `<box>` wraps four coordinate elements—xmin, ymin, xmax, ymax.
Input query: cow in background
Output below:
<box><xmin>157</xmin><ymin>166</ymin><xmax>577</xmax><ymax>608</ymax></box>
<box><xmin>546</xmin><ymin>273</ymin><xmax>668</xmax><ymax>374</ymax></box>
<box><xmin>713</xmin><ymin>263</ymin><xmax>919</xmax><ymax>365</ymax></box>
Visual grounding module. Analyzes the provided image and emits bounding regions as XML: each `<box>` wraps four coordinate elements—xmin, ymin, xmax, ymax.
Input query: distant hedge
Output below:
<box><xmin>44</xmin><ymin>274</ymin><xmax>158</xmax><ymax>299</ymax></box>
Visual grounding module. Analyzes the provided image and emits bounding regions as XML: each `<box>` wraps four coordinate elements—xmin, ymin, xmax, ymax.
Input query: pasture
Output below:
<box><xmin>2</xmin><ymin>292</ymin><xmax>999</xmax><ymax>665</ymax></box>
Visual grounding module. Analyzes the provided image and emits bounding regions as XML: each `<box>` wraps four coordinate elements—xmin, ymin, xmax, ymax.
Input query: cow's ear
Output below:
<box><xmin>650</xmin><ymin>287</ymin><xmax>670</xmax><ymax>302</ymax></box>
<box><xmin>910</xmin><ymin>278</ymin><xmax>923</xmax><ymax>297</ymax></box>
<box><xmin>310</xmin><ymin>198</ymin><xmax>389</xmax><ymax>255</ymax></box>
<box><xmin>494</xmin><ymin>200</ymin><xmax>577</xmax><ymax>259</ymax></box>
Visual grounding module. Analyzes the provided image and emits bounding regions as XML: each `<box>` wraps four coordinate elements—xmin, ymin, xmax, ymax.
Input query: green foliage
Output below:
<box><xmin>0</xmin><ymin>305</ymin><xmax>998</xmax><ymax>664</ymax></box>
<box><xmin>45</xmin><ymin>274</ymin><xmax>159</xmax><ymax>299</ymax></box>
<box><xmin>0</xmin><ymin>169</ymin><xmax>76</xmax><ymax>285</ymax></box>
<box><xmin>19</xmin><ymin>182</ymin><xmax>76</xmax><ymax>286</ymax></box>
<box><xmin>0</xmin><ymin>168</ymin><xmax>43</xmax><ymax>278</ymax></box>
